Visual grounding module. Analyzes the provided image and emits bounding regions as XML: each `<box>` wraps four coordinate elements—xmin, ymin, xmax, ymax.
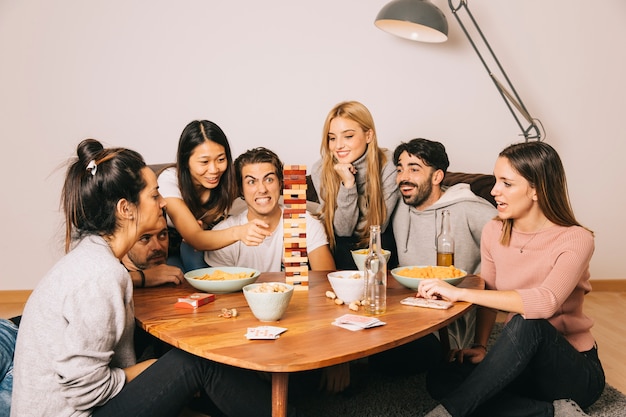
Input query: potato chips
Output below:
<box><xmin>395</xmin><ymin>265</ymin><xmax>465</xmax><ymax>279</ymax></box>
<box><xmin>195</xmin><ymin>270</ymin><xmax>255</xmax><ymax>281</ymax></box>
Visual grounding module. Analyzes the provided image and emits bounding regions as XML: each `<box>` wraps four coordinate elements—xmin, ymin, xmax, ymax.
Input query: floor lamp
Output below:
<box><xmin>375</xmin><ymin>0</ymin><xmax>543</xmax><ymax>141</ymax></box>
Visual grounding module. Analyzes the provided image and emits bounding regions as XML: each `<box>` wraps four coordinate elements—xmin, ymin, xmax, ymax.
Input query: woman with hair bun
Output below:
<box><xmin>12</xmin><ymin>139</ymin><xmax>299</xmax><ymax>417</ymax></box>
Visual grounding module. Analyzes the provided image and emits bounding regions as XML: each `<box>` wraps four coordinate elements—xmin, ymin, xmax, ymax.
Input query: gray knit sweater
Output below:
<box><xmin>392</xmin><ymin>183</ymin><xmax>497</xmax><ymax>274</ymax></box>
<box><xmin>12</xmin><ymin>235</ymin><xmax>135</xmax><ymax>417</ymax></box>
<box><xmin>311</xmin><ymin>148</ymin><xmax>399</xmax><ymax>237</ymax></box>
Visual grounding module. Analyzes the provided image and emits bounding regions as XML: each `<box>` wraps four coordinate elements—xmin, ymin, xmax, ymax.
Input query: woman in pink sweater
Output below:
<box><xmin>418</xmin><ymin>141</ymin><xmax>605</xmax><ymax>417</ymax></box>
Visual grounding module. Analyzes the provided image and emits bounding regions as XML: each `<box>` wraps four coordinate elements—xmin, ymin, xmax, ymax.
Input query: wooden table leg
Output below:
<box><xmin>271</xmin><ymin>372</ymin><xmax>289</xmax><ymax>417</ymax></box>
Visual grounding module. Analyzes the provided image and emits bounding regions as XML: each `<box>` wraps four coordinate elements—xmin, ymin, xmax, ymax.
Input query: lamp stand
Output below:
<box><xmin>449</xmin><ymin>0</ymin><xmax>542</xmax><ymax>141</ymax></box>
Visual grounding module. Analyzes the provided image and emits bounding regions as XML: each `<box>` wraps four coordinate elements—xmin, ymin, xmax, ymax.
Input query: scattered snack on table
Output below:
<box><xmin>395</xmin><ymin>265</ymin><xmax>465</xmax><ymax>279</ymax></box>
<box><xmin>196</xmin><ymin>270</ymin><xmax>256</xmax><ymax>281</ymax></box>
<box><xmin>326</xmin><ymin>290</ymin><xmax>337</xmax><ymax>299</ymax></box>
<box><xmin>218</xmin><ymin>308</ymin><xmax>238</xmax><ymax>318</ymax></box>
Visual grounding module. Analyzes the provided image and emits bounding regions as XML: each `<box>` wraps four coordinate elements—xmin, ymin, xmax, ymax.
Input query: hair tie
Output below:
<box><xmin>86</xmin><ymin>160</ymin><xmax>97</xmax><ymax>176</ymax></box>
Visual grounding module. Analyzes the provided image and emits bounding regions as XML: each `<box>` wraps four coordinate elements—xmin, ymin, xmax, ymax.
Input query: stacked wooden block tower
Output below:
<box><xmin>282</xmin><ymin>165</ymin><xmax>308</xmax><ymax>291</ymax></box>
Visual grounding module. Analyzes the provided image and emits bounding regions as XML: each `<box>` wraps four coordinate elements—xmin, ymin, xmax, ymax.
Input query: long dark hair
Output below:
<box><xmin>62</xmin><ymin>138</ymin><xmax>146</xmax><ymax>252</ymax></box>
<box><xmin>498</xmin><ymin>141</ymin><xmax>591</xmax><ymax>245</ymax></box>
<box><xmin>176</xmin><ymin>120</ymin><xmax>237</xmax><ymax>224</ymax></box>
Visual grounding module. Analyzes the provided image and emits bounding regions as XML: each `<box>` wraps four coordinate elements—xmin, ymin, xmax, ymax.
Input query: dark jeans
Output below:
<box><xmin>179</xmin><ymin>241</ymin><xmax>209</xmax><ymax>272</ymax></box>
<box><xmin>369</xmin><ymin>333</ymin><xmax>443</xmax><ymax>376</ymax></box>
<box><xmin>92</xmin><ymin>347</ymin><xmax>300</xmax><ymax>417</ymax></box>
<box><xmin>427</xmin><ymin>315</ymin><xmax>605</xmax><ymax>417</ymax></box>
<box><xmin>0</xmin><ymin>319</ymin><xmax>18</xmax><ymax>417</ymax></box>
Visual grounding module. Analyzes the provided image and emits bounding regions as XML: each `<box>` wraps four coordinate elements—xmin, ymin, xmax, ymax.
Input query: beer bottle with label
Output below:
<box><xmin>437</xmin><ymin>210</ymin><xmax>455</xmax><ymax>266</ymax></box>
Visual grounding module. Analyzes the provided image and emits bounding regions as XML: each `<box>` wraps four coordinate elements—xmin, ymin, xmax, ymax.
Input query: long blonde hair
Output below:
<box><xmin>318</xmin><ymin>101</ymin><xmax>388</xmax><ymax>250</ymax></box>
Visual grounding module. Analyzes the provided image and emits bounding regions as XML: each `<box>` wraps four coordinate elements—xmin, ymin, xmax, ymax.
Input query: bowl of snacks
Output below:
<box><xmin>243</xmin><ymin>282</ymin><xmax>294</xmax><ymax>322</ymax></box>
<box><xmin>390</xmin><ymin>265</ymin><xmax>467</xmax><ymax>290</ymax></box>
<box><xmin>350</xmin><ymin>248</ymin><xmax>392</xmax><ymax>271</ymax></box>
<box><xmin>327</xmin><ymin>270</ymin><xmax>365</xmax><ymax>303</ymax></box>
<box><xmin>184</xmin><ymin>267</ymin><xmax>260</xmax><ymax>294</ymax></box>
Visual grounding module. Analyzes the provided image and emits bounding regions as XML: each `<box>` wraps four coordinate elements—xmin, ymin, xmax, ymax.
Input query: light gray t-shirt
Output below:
<box><xmin>204</xmin><ymin>208</ymin><xmax>328</xmax><ymax>272</ymax></box>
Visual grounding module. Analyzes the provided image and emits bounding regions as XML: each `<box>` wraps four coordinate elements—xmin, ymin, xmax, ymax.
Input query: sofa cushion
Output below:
<box><xmin>443</xmin><ymin>171</ymin><xmax>496</xmax><ymax>207</ymax></box>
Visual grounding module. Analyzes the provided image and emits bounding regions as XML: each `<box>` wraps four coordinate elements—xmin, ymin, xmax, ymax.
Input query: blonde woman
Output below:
<box><xmin>310</xmin><ymin>101</ymin><xmax>399</xmax><ymax>269</ymax></box>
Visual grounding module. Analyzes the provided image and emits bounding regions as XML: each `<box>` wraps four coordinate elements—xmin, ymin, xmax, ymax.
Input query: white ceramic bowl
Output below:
<box><xmin>184</xmin><ymin>267</ymin><xmax>260</xmax><ymax>294</ymax></box>
<box><xmin>350</xmin><ymin>249</ymin><xmax>392</xmax><ymax>271</ymax></box>
<box><xmin>390</xmin><ymin>265</ymin><xmax>467</xmax><ymax>290</ymax></box>
<box><xmin>327</xmin><ymin>270</ymin><xmax>365</xmax><ymax>303</ymax></box>
<box><xmin>243</xmin><ymin>282</ymin><xmax>294</xmax><ymax>322</ymax></box>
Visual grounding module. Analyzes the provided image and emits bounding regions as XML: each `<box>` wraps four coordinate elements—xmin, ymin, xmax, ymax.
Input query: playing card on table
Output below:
<box><xmin>332</xmin><ymin>314</ymin><xmax>386</xmax><ymax>331</ymax></box>
<box><xmin>400</xmin><ymin>297</ymin><xmax>453</xmax><ymax>310</ymax></box>
<box><xmin>245</xmin><ymin>326</ymin><xmax>288</xmax><ymax>340</ymax></box>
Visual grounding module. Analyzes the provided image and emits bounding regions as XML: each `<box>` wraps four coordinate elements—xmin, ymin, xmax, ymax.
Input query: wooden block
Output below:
<box><xmin>284</xmin><ymin>179</ymin><xmax>308</xmax><ymax>186</ymax></box>
<box><xmin>285</xmin><ymin>248</ymin><xmax>308</xmax><ymax>256</ymax></box>
<box><xmin>285</xmin><ymin>218</ymin><xmax>307</xmax><ymax>226</ymax></box>
<box><xmin>283</xmin><ymin>209</ymin><xmax>306</xmax><ymax>215</ymax></box>
<box><xmin>284</xmin><ymin>237</ymin><xmax>307</xmax><ymax>245</ymax></box>
<box><xmin>283</xmin><ymin>203</ymin><xmax>307</xmax><ymax>209</ymax></box>
<box><xmin>284</xmin><ymin>166</ymin><xmax>307</xmax><ymax>172</ymax></box>
<box><xmin>285</xmin><ymin>265</ymin><xmax>309</xmax><ymax>273</ymax></box>
<box><xmin>284</xmin><ymin>226</ymin><xmax>306</xmax><ymax>233</ymax></box>
<box><xmin>283</xmin><ymin>189</ymin><xmax>307</xmax><ymax>196</ymax></box>
<box><xmin>283</xmin><ymin>256</ymin><xmax>308</xmax><ymax>263</ymax></box>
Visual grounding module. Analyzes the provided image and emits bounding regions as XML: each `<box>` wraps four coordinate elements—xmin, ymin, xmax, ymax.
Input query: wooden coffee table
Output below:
<box><xmin>133</xmin><ymin>271</ymin><xmax>482</xmax><ymax>417</ymax></box>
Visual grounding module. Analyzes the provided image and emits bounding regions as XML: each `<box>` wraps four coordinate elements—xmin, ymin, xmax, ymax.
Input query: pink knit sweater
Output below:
<box><xmin>480</xmin><ymin>219</ymin><xmax>595</xmax><ymax>352</ymax></box>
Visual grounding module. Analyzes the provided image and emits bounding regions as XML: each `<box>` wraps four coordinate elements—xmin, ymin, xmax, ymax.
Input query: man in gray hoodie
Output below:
<box><xmin>392</xmin><ymin>138</ymin><xmax>496</xmax><ymax>275</ymax></box>
<box><xmin>370</xmin><ymin>138</ymin><xmax>496</xmax><ymax>374</ymax></box>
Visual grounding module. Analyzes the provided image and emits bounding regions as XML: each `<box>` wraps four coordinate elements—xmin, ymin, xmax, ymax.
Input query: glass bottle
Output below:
<box><xmin>437</xmin><ymin>210</ymin><xmax>455</xmax><ymax>266</ymax></box>
<box><xmin>364</xmin><ymin>225</ymin><xmax>387</xmax><ymax>315</ymax></box>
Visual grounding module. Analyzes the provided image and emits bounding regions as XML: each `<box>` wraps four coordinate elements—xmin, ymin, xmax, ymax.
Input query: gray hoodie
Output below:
<box><xmin>392</xmin><ymin>183</ymin><xmax>497</xmax><ymax>274</ymax></box>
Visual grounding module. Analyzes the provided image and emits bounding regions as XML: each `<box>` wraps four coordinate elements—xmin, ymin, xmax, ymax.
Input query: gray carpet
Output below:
<box><xmin>294</xmin><ymin>323</ymin><xmax>626</xmax><ymax>417</ymax></box>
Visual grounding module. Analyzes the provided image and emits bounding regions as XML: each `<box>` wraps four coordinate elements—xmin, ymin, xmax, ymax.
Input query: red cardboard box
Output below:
<box><xmin>175</xmin><ymin>293</ymin><xmax>215</xmax><ymax>309</ymax></box>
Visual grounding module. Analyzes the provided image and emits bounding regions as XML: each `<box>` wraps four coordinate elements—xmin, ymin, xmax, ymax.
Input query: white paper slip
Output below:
<box><xmin>246</xmin><ymin>326</ymin><xmax>288</xmax><ymax>340</ymax></box>
<box><xmin>400</xmin><ymin>297</ymin><xmax>453</xmax><ymax>310</ymax></box>
<box><xmin>332</xmin><ymin>314</ymin><xmax>386</xmax><ymax>331</ymax></box>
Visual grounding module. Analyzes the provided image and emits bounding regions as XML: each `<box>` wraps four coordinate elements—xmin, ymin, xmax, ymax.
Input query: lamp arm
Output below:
<box><xmin>448</xmin><ymin>0</ymin><xmax>542</xmax><ymax>141</ymax></box>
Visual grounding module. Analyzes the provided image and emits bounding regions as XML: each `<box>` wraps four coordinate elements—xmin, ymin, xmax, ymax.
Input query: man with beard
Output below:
<box><xmin>369</xmin><ymin>138</ymin><xmax>496</xmax><ymax>375</ymax></box>
<box><xmin>122</xmin><ymin>212</ymin><xmax>184</xmax><ymax>288</ymax></box>
<box><xmin>391</xmin><ymin>138</ymin><xmax>496</xmax><ymax>273</ymax></box>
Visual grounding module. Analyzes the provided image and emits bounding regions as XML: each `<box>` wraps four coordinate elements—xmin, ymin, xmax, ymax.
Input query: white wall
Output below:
<box><xmin>1</xmin><ymin>0</ymin><xmax>625</xmax><ymax>290</ymax></box>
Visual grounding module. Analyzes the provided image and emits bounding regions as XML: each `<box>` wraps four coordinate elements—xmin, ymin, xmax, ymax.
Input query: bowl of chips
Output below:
<box><xmin>350</xmin><ymin>248</ymin><xmax>392</xmax><ymax>271</ymax></box>
<box><xmin>390</xmin><ymin>265</ymin><xmax>467</xmax><ymax>290</ymax></box>
<box><xmin>243</xmin><ymin>282</ymin><xmax>294</xmax><ymax>322</ymax></box>
<box><xmin>184</xmin><ymin>267</ymin><xmax>260</xmax><ymax>294</ymax></box>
